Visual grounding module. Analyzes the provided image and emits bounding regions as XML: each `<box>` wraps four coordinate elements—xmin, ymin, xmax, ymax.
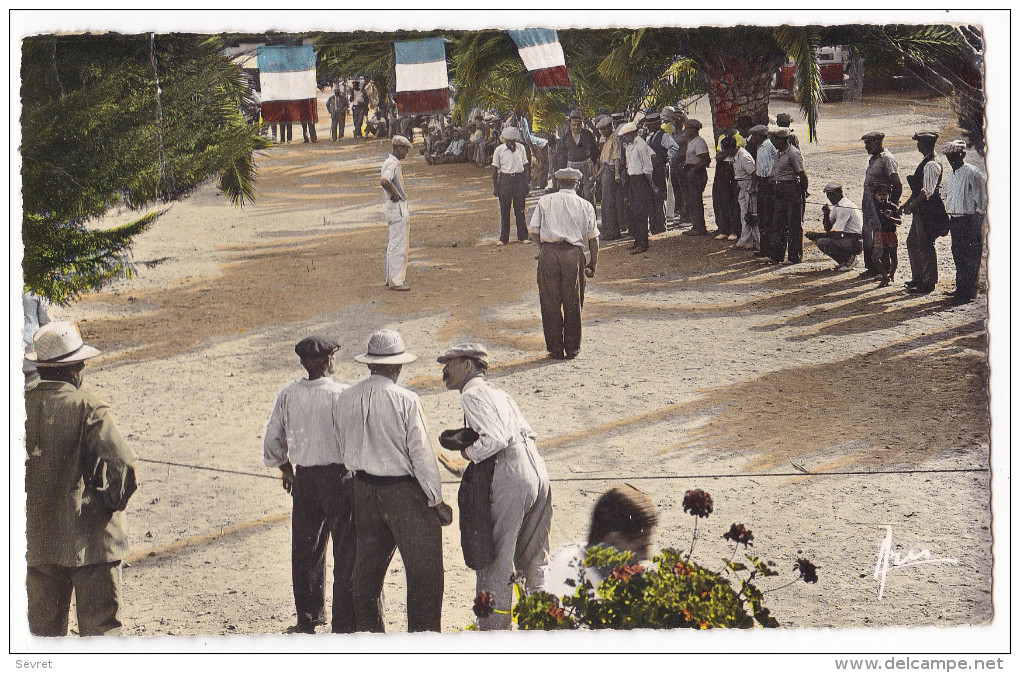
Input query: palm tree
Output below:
<box><xmin>21</xmin><ymin>33</ymin><xmax>270</xmax><ymax>303</ymax></box>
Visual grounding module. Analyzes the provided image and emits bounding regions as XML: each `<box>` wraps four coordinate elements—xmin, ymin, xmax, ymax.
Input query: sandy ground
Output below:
<box><xmin>33</xmin><ymin>93</ymin><xmax>992</xmax><ymax>638</ymax></box>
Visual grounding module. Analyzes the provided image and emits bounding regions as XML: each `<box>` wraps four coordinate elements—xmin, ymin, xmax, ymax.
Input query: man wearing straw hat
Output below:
<box><xmin>491</xmin><ymin>126</ymin><xmax>531</xmax><ymax>245</ymax></box>
<box><xmin>381</xmin><ymin>135</ymin><xmax>413</xmax><ymax>291</ymax></box>
<box><xmin>436</xmin><ymin>343</ymin><xmax>552</xmax><ymax>630</ymax></box>
<box><xmin>24</xmin><ymin>321</ymin><xmax>137</xmax><ymax>636</ymax></box>
<box><xmin>334</xmin><ymin>329</ymin><xmax>453</xmax><ymax>632</ymax></box>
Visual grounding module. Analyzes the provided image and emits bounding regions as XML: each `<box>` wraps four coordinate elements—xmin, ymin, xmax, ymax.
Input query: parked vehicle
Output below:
<box><xmin>774</xmin><ymin>46</ymin><xmax>850</xmax><ymax>100</ymax></box>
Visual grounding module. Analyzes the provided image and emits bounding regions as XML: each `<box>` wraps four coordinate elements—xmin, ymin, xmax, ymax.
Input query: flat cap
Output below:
<box><xmin>822</xmin><ymin>182</ymin><xmax>842</xmax><ymax>193</ymax></box>
<box><xmin>912</xmin><ymin>131</ymin><xmax>940</xmax><ymax>141</ymax></box>
<box><xmin>941</xmin><ymin>139</ymin><xmax>968</xmax><ymax>154</ymax></box>
<box><xmin>749</xmin><ymin>124</ymin><xmax>769</xmax><ymax>135</ymax></box>
<box><xmin>768</xmin><ymin>127</ymin><xmax>790</xmax><ymax>138</ymax></box>
<box><xmin>861</xmin><ymin>130</ymin><xmax>885</xmax><ymax>141</ymax></box>
<box><xmin>568</xmin><ymin>108</ymin><xmax>584</xmax><ymax>119</ymax></box>
<box><xmin>683</xmin><ymin>118</ymin><xmax>703</xmax><ymax>131</ymax></box>
<box><xmin>643</xmin><ymin>112</ymin><xmax>661</xmax><ymax>124</ymax></box>
<box><xmin>437</xmin><ymin>343</ymin><xmax>489</xmax><ymax>365</ymax></box>
<box><xmin>391</xmin><ymin>135</ymin><xmax>412</xmax><ymax>147</ymax></box>
<box><xmin>555</xmin><ymin>167</ymin><xmax>584</xmax><ymax>181</ymax></box>
<box><xmin>500</xmin><ymin>127</ymin><xmax>521</xmax><ymax>142</ymax></box>
<box><xmin>617</xmin><ymin>121</ymin><xmax>639</xmax><ymax>136</ymax></box>
<box><xmin>775</xmin><ymin>112</ymin><xmax>794</xmax><ymax>126</ymax></box>
<box><xmin>610</xmin><ymin>112</ymin><xmax>627</xmax><ymax>122</ymax></box>
<box><xmin>595</xmin><ymin>116</ymin><xmax>613</xmax><ymax>129</ymax></box>
<box><xmin>295</xmin><ymin>335</ymin><xmax>339</xmax><ymax>359</ymax></box>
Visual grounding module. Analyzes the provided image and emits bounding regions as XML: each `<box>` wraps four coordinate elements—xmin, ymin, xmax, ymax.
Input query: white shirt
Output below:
<box><xmin>624</xmin><ymin>136</ymin><xmax>654</xmax><ymax>176</ymax></box>
<box><xmin>732</xmin><ymin>147</ymin><xmax>756</xmax><ymax>185</ymax></box>
<box><xmin>444</xmin><ymin>138</ymin><xmax>466</xmax><ymax>156</ymax></box>
<box><xmin>381</xmin><ymin>154</ymin><xmax>406</xmax><ymax>202</ymax></box>
<box><xmin>756</xmin><ymin>139</ymin><xmax>777</xmax><ymax>178</ymax></box>
<box><xmin>459</xmin><ymin>376</ymin><xmax>537</xmax><ymax>463</ymax></box>
<box><xmin>920</xmin><ymin>159</ymin><xmax>943</xmax><ymax>198</ymax></box>
<box><xmin>528</xmin><ymin>188</ymin><xmax>599</xmax><ymax>248</ymax></box>
<box><xmin>334</xmin><ymin>375</ymin><xmax>442</xmax><ymax>506</ymax></box>
<box><xmin>491</xmin><ymin>142</ymin><xmax>528</xmax><ymax>174</ymax></box>
<box><xmin>828</xmin><ymin>197</ymin><xmax>864</xmax><ymax>235</ymax></box>
<box><xmin>684</xmin><ymin>134</ymin><xmax>710</xmax><ymax>166</ymax></box>
<box><xmin>944</xmin><ymin>162</ymin><xmax>987</xmax><ymax>216</ymax></box>
<box><xmin>263</xmin><ymin>378</ymin><xmax>350</xmax><ymax>468</ymax></box>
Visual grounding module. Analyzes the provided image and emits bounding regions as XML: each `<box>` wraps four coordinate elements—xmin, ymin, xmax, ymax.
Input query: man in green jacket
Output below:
<box><xmin>24</xmin><ymin>321</ymin><xmax>137</xmax><ymax>637</ymax></box>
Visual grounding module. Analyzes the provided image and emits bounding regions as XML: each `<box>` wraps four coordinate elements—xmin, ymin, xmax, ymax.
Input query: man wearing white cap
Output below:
<box><xmin>941</xmin><ymin>140</ymin><xmax>987</xmax><ymax>305</ymax></box>
<box><xmin>24</xmin><ymin>322</ymin><xmax>137</xmax><ymax>636</ymax></box>
<box><xmin>806</xmin><ymin>182</ymin><xmax>864</xmax><ymax>270</ymax></box>
<box><xmin>491</xmin><ymin>126</ymin><xmax>531</xmax><ymax>244</ymax></box>
<box><xmin>529</xmin><ymin>167</ymin><xmax>600</xmax><ymax>359</ymax></box>
<box><xmin>618</xmin><ymin>121</ymin><xmax>657</xmax><ymax>254</ymax></box>
<box><xmin>381</xmin><ymin>135</ymin><xmax>413</xmax><ymax>291</ymax></box>
<box><xmin>334</xmin><ymin>329</ymin><xmax>452</xmax><ymax>632</ymax></box>
<box><xmin>437</xmin><ymin>344</ymin><xmax>552</xmax><ymax>630</ymax></box>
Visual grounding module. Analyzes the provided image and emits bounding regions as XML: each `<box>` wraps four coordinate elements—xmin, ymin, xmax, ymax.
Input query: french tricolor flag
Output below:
<box><xmin>393</xmin><ymin>38</ymin><xmax>450</xmax><ymax>115</ymax></box>
<box><xmin>507</xmin><ymin>29</ymin><xmax>571</xmax><ymax>90</ymax></box>
<box><xmin>257</xmin><ymin>45</ymin><xmax>318</xmax><ymax>123</ymax></box>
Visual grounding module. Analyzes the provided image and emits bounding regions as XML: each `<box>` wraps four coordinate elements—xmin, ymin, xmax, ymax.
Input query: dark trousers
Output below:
<box><xmin>628</xmin><ymin>176</ymin><xmax>655</xmax><ymax>245</ymax></box>
<box><xmin>816</xmin><ymin>235</ymin><xmax>863</xmax><ymax>267</ymax></box>
<box><xmin>292</xmin><ymin>464</ymin><xmax>356</xmax><ymax>633</ymax></box>
<box><xmin>712</xmin><ymin>165</ymin><xmax>740</xmax><ymax>236</ymax></box>
<box><xmin>27</xmin><ymin>561</ymin><xmax>122</xmax><ymax>636</ymax></box>
<box><xmin>649</xmin><ymin>160</ymin><xmax>667</xmax><ymax>234</ymax></box>
<box><xmin>670</xmin><ymin>155</ymin><xmax>687</xmax><ymax>219</ymax></box>
<box><xmin>757</xmin><ymin>178</ymin><xmax>776</xmax><ymax>256</ymax></box>
<box><xmin>862</xmin><ymin>186</ymin><xmax>879</xmax><ymax>271</ymax></box>
<box><xmin>330</xmin><ymin>112</ymin><xmax>347</xmax><ymax>140</ymax></box>
<box><xmin>279</xmin><ymin>123</ymin><xmax>293</xmax><ymax>143</ymax></box>
<box><xmin>537</xmin><ymin>242</ymin><xmax>586</xmax><ymax>356</ymax></box>
<box><xmin>498</xmin><ymin>172</ymin><xmax>529</xmax><ymax>243</ymax></box>
<box><xmin>683</xmin><ymin>166</ymin><xmax>709</xmax><ymax>232</ymax></box>
<box><xmin>352</xmin><ymin>105</ymin><xmax>368</xmax><ymax>137</ymax></box>
<box><xmin>301</xmin><ymin>122</ymin><xmax>317</xmax><ymax>142</ymax></box>
<box><xmin>771</xmin><ymin>182</ymin><xmax>805</xmax><ymax>262</ymax></box>
<box><xmin>949</xmin><ymin>214</ymin><xmax>983</xmax><ymax>299</ymax></box>
<box><xmin>352</xmin><ymin>476</ymin><xmax>444</xmax><ymax>633</ymax></box>
<box><xmin>906</xmin><ymin>212</ymin><xmax>939</xmax><ymax>290</ymax></box>
<box><xmin>599</xmin><ymin>165</ymin><xmax>621</xmax><ymax>237</ymax></box>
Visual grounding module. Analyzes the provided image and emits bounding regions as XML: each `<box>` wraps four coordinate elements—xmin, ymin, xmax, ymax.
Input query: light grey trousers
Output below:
<box><xmin>475</xmin><ymin>440</ymin><xmax>552</xmax><ymax>630</ymax></box>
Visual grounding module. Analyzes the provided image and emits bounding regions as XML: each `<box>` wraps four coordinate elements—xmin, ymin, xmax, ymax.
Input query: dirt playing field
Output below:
<box><xmin>35</xmin><ymin>93</ymin><xmax>993</xmax><ymax>639</ymax></box>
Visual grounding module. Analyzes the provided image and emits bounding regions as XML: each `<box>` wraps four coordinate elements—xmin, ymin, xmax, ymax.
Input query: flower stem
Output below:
<box><xmin>762</xmin><ymin>578</ymin><xmax>800</xmax><ymax>594</ymax></box>
<box><xmin>687</xmin><ymin>517</ymin><xmax>699</xmax><ymax>561</ymax></box>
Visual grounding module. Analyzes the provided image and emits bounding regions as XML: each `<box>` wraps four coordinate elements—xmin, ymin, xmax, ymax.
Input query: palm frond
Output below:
<box><xmin>772</xmin><ymin>26</ymin><xmax>822</xmax><ymax>142</ymax></box>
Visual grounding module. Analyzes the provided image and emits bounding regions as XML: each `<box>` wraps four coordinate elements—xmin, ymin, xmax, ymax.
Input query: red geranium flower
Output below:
<box><xmin>682</xmin><ymin>489</ymin><xmax>714</xmax><ymax>518</ymax></box>
<box><xmin>673</xmin><ymin>561</ymin><xmax>694</xmax><ymax>577</ymax></box>
<box><xmin>548</xmin><ymin>605</ymin><xmax>566</xmax><ymax>621</ymax></box>
<box><xmin>473</xmin><ymin>591</ymin><xmax>494</xmax><ymax>618</ymax></box>
<box><xmin>793</xmin><ymin>558</ymin><xmax>819</xmax><ymax>584</ymax></box>
<box><xmin>609</xmin><ymin>564</ymin><xmax>645</xmax><ymax>581</ymax></box>
<box><xmin>723</xmin><ymin>523</ymin><xmax>754</xmax><ymax>547</ymax></box>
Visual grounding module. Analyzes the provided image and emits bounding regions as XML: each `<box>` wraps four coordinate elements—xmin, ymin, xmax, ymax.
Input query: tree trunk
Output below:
<box><xmin>845</xmin><ymin>54</ymin><xmax>864</xmax><ymax>102</ymax></box>
<box><xmin>702</xmin><ymin>54</ymin><xmax>786</xmax><ymax>139</ymax></box>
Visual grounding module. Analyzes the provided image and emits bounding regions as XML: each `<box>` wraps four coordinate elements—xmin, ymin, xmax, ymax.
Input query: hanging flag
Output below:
<box><xmin>507</xmin><ymin>29</ymin><xmax>571</xmax><ymax>90</ymax></box>
<box><xmin>257</xmin><ymin>45</ymin><xmax>318</xmax><ymax>123</ymax></box>
<box><xmin>393</xmin><ymin>37</ymin><xmax>451</xmax><ymax>114</ymax></box>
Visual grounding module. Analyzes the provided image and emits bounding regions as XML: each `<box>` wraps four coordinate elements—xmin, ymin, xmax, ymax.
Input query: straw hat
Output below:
<box><xmin>354</xmin><ymin>329</ymin><xmax>417</xmax><ymax>365</ymax></box>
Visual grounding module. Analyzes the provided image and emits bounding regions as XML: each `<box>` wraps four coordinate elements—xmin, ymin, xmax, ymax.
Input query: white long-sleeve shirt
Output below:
<box><xmin>732</xmin><ymin>147</ymin><xmax>756</xmax><ymax>186</ymax></box>
<box><xmin>263</xmin><ymin>378</ymin><xmax>350</xmax><ymax>468</ymax></box>
<box><xmin>459</xmin><ymin>375</ymin><xmax>537</xmax><ymax>463</ymax></box>
<box><xmin>528</xmin><ymin>187</ymin><xmax>599</xmax><ymax>248</ymax></box>
<box><xmin>944</xmin><ymin>162</ymin><xmax>987</xmax><ymax>216</ymax></box>
<box><xmin>334</xmin><ymin>374</ymin><xmax>442</xmax><ymax>506</ymax></box>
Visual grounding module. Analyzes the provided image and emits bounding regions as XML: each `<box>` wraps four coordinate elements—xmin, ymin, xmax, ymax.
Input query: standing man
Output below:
<box><xmin>334</xmin><ymin>329</ymin><xmax>453</xmax><ymax>633</ymax></box>
<box><xmin>350</xmin><ymin>80</ymin><xmax>368</xmax><ymax>138</ymax></box>
<box><xmin>645</xmin><ymin>112</ymin><xmax>679</xmax><ymax>235</ymax></box>
<box><xmin>679</xmin><ymin>119</ymin><xmax>711</xmax><ymax>236</ymax></box>
<box><xmin>326</xmin><ymin>86</ymin><xmax>349</xmax><ymax>141</ymax></box>
<box><xmin>941</xmin><ymin>140</ymin><xmax>987</xmax><ymax>305</ymax></box>
<box><xmin>901</xmin><ymin>131</ymin><xmax>945</xmax><ymax>294</ymax></box>
<box><xmin>860</xmin><ymin>131</ymin><xmax>902</xmax><ymax>275</ymax></box>
<box><xmin>775</xmin><ymin>112</ymin><xmax>800</xmax><ymax>148</ymax></box>
<box><xmin>768</xmin><ymin>127</ymin><xmax>809</xmax><ymax>263</ymax></box>
<box><xmin>667</xmin><ymin>110</ymin><xmax>690</xmax><ymax>222</ymax></box>
<box><xmin>618</xmin><ymin>121</ymin><xmax>657</xmax><ymax>254</ymax></box>
<box><xmin>596</xmin><ymin>116</ymin><xmax>624</xmax><ymax>241</ymax></box>
<box><xmin>24</xmin><ymin>322</ymin><xmax>137</xmax><ymax>636</ymax></box>
<box><xmin>555</xmin><ymin>109</ymin><xmax>599</xmax><ymax>202</ymax></box>
<box><xmin>806</xmin><ymin>182</ymin><xmax>864</xmax><ymax>270</ymax></box>
<box><xmin>491</xmin><ymin>127</ymin><xmax>531</xmax><ymax>245</ymax></box>
<box><xmin>437</xmin><ymin>344</ymin><xmax>552</xmax><ymax>630</ymax></box>
<box><xmin>528</xmin><ymin>167</ymin><xmax>600</xmax><ymax>359</ymax></box>
<box><xmin>23</xmin><ymin>291</ymin><xmax>50</xmax><ymax>388</ymax></box>
<box><xmin>754</xmin><ymin>124</ymin><xmax>778</xmax><ymax>258</ymax></box>
<box><xmin>263</xmin><ymin>336</ymin><xmax>355</xmax><ymax>634</ymax></box>
<box><xmin>380</xmin><ymin>135</ymin><xmax>413</xmax><ymax>291</ymax></box>
<box><xmin>729</xmin><ymin>136</ymin><xmax>759</xmax><ymax>250</ymax></box>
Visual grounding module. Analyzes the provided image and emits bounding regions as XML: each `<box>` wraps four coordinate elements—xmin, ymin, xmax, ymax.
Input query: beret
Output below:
<box><xmin>437</xmin><ymin>342</ymin><xmax>490</xmax><ymax>365</ymax></box>
<box><xmin>295</xmin><ymin>335</ymin><xmax>339</xmax><ymax>359</ymax></box>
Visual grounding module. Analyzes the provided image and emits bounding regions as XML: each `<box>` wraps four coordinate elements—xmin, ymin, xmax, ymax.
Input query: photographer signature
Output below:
<box><xmin>874</xmin><ymin>526</ymin><xmax>958</xmax><ymax>600</ymax></box>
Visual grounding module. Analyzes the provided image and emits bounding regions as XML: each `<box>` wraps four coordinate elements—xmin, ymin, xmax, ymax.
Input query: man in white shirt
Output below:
<box><xmin>334</xmin><ymin>329</ymin><xmax>453</xmax><ymax>632</ymax></box>
<box><xmin>491</xmin><ymin>127</ymin><xmax>531</xmax><ymax>244</ymax></box>
<box><xmin>380</xmin><ymin>135</ymin><xmax>413</xmax><ymax>291</ymax></box>
<box><xmin>728</xmin><ymin>138</ymin><xmax>759</xmax><ymax>249</ymax></box>
<box><xmin>529</xmin><ymin>167</ymin><xmax>600</xmax><ymax>359</ymax></box>
<box><xmin>263</xmin><ymin>335</ymin><xmax>354</xmax><ymax>634</ymax></box>
<box><xmin>806</xmin><ymin>182</ymin><xmax>864</xmax><ymax>270</ymax></box>
<box><xmin>437</xmin><ymin>344</ymin><xmax>552</xmax><ymax>630</ymax></box>
<box><xmin>678</xmin><ymin>119</ymin><xmax>711</xmax><ymax>236</ymax></box>
<box><xmin>618</xmin><ymin>121</ymin><xmax>657</xmax><ymax>254</ymax></box>
<box><xmin>941</xmin><ymin>140</ymin><xmax>987</xmax><ymax>305</ymax></box>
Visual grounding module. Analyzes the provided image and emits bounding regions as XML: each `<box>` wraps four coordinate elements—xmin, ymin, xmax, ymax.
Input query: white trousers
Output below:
<box><xmin>383</xmin><ymin>201</ymin><xmax>409</xmax><ymax>287</ymax></box>
<box><xmin>475</xmin><ymin>440</ymin><xmax>552</xmax><ymax>631</ymax></box>
<box><xmin>734</xmin><ymin>181</ymin><xmax>759</xmax><ymax>248</ymax></box>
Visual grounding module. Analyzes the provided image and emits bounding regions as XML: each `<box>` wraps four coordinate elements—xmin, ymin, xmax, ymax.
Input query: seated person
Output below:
<box><xmin>426</xmin><ymin>128</ymin><xmax>469</xmax><ymax>165</ymax></box>
<box><xmin>365</xmin><ymin>107</ymin><xmax>389</xmax><ymax>137</ymax></box>
<box><xmin>541</xmin><ymin>484</ymin><xmax>659</xmax><ymax>596</ymax></box>
<box><xmin>806</xmin><ymin>182</ymin><xmax>864</xmax><ymax>271</ymax></box>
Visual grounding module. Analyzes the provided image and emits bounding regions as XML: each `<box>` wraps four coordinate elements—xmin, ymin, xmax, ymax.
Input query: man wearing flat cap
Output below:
<box><xmin>941</xmin><ymin>140</ymin><xmax>987</xmax><ymax>305</ymax></box>
<box><xmin>334</xmin><ymin>329</ymin><xmax>452</xmax><ymax>632</ymax></box>
<box><xmin>381</xmin><ymin>135</ymin><xmax>413</xmax><ymax>291</ymax></box>
<box><xmin>619</xmin><ymin>121</ymin><xmax>657</xmax><ymax>253</ymax></box>
<box><xmin>263</xmin><ymin>335</ymin><xmax>354</xmax><ymax>634</ymax></box>
<box><xmin>775</xmin><ymin>112</ymin><xmax>800</xmax><ymax>148</ymax></box>
<box><xmin>491</xmin><ymin>126</ymin><xmax>531</xmax><ymax>245</ymax></box>
<box><xmin>554</xmin><ymin>109</ymin><xmax>599</xmax><ymax>203</ymax></box>
<box><xmin>25</xmin><ymin>321</ymin><xmax>137</xmax><ymax>636</ymax></box>
<box><xmin>437</xmin><ymin>344</ymin><xmax>551</xmax><ymax>629</ymax></box>
<box><xmin>766</xmin><ymin>126</ymin><xmax>809</xmax><ymax>263</ymax></box>
<box><xmin>900</xmin><ymin>131</ymin><xmax>946</xmax><ymax>294</ymax></box>
<box><xmin>596</xmin><ymin>115</ymin><xmax>625</xmax><ymax>240</ymax></box>
<box><xmin>753</xmin><ymin>125</ymin><xmax>779</xmax><ymax>257</ymax></box>
<box><xmin>678</xmin><ymin>118</ymin><xmax>712</xmax><ymax>236</ymax></box>
<box><xmin>529</xmin><ymin>167</ymin><xmax>600</xmax><ymax>359</ymax></box>
<box><xmin>807</xmin><ymin>182</ymin><xmax>864</xmax><ymax>270</ymax></box>
<box><xmin>645</xmin><ymin>112</ymin><xmax>680</xmax><ymax>235</ymax></box>
<box><xmin>861</xmin><ymin>131</ymin><xmax>902</xmax><ymax>276</ymax></box>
